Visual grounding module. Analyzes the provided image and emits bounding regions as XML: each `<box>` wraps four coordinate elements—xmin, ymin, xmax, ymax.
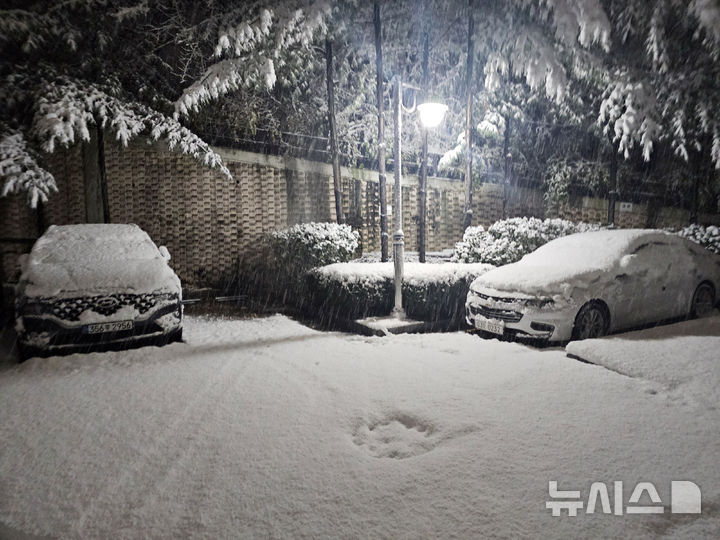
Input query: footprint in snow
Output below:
<box><xmin>352</xmin><ymin>413</ymin><xmax>443</xmax><ymax>459</ymax></box>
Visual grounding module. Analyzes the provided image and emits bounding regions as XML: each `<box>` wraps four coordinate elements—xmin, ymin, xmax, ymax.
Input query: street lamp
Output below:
<box><xmin>416</xmin><ymin>102</ymin><xmax>449</xmax><ymax>129</ymax></box>
<box><xmin>392</xmin><ymin>76</ymin><xmax>447</xmax><ymax>318</ymax></box>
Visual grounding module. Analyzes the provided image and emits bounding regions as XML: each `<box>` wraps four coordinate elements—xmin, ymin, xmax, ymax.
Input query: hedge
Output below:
<box><xmin>307</xmin><ymin>262</ymin><xmax>494</xmax><ymax>329</ymax></box>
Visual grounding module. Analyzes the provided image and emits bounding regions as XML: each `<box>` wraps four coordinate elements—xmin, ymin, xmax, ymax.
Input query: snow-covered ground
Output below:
<box><xmin>567</xmin><ymin>315</ymin><xmax>720</xmax><ymax>412</ymax></box>
<box><xmin>1</xmin><ymin>315</ymin><xmax>719</xmax><ymax>538</ymax></box>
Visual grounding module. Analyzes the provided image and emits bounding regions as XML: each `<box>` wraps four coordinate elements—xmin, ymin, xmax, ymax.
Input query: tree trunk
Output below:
<box><xmin>462</xmin><ymin>0</ymin><xmax>474</xmax><ymax>231</ymax></box>
<box><xmin>418</xmin><ymin>31</ymin><xmax>429</xmax><ymax>263</ymax></box>
<box><xmin>36</xmin><ymin>200</ymin><xmax>46</xmax><ymax>234</ymax></box>
<box><xmin>325</xmin><ymin>38</ymin><xmax>343</xmax><ymax>224</ymax></box>
<box><xmin>608</xmin><ymin>138</ymin><xmax>619</xmax><ymax>226</ymax></box>
<box><xmin>691</xmin><ymin>156</ymin><xmax>701</xmax><ymax>224</ymax></box>
<box><xmin>97</xmin><ymin>124</ymin><xmax>110</xmax><ymax>223</ymax></box>
<box><xmin>690</xmin><ymin>134</ymin><xmax>710</xmax><ymax>224</ymax></box>
<box><xmin>502</xmin><ymin>114</ymin><xmax>512</xmax><ymax>219</ymax></box>
<box><xmin>374</xmin><ymin>2</ymin><xmax>388</xmax><ymax>261</ymax></box>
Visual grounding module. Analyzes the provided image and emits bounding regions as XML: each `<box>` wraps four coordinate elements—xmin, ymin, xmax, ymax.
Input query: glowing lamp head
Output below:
<box><xmin>417</xmin><ymin>102</ymin><xmax>448</xmax><ymax>129</ymax></box>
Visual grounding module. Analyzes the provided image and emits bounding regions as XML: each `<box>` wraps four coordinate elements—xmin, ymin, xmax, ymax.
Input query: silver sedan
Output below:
<box><xmin>466</xmin><ymin>229</ymin><xmax>720</xmax><ymax>342</ymax></box>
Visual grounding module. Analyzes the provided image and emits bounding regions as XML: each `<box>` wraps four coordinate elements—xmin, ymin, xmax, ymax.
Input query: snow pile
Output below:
<box><xmin>567</xmin><ymin>315</ymin><xmax>720</xmax><ymax>409</ymax></box>
<box><xmin>453</xmin><ymin>217</ymin><xmax>603</xmax><ymax>265</ymax></box>
<box><xmin>1</xmin><ymin>314</ymin><xmax>718</xmax><ymax>538</ymax></box>
<box><xmin>471</xmin><ymin>229</ymin><xmax>665</xmax><ymax>296</ymax></box>
<box><xmin>21</xmin><ymin>224</ymin><xmax>180</xmax><ymax>297</ymax></box>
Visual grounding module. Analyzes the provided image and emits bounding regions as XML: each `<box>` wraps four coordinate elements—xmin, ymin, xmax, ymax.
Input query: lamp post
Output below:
<box><xmin>392</xmin><ymin>76</ymin><xmax>447</xmax><ymax>318</ymax></box>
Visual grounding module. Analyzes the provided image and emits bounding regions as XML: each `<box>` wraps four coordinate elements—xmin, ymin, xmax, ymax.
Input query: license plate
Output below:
<box><xmin>83</xmin><ymin>320</ymin><xmax>133</xmax><ymax>334</ymax></box>
<box><xmin>475</xmin><ymin>316</ymin><xmax>504</xmax><ymax>335</ymax></box>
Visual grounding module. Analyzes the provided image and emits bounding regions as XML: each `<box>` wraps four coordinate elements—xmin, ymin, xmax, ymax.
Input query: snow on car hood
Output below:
<box><xmin>471</xmin><ymin>229</ymin><xmax>665</xmax><ymax>298</ymax></box>
<box><xmin>20</xmin><ymin>224</ymin><xmax>181</xmax><ymax>298</ymax></box>
<box><xmin>22</xmin><ymin>257</ymin><xmax>180</xmax><ymax>298</ymax></box>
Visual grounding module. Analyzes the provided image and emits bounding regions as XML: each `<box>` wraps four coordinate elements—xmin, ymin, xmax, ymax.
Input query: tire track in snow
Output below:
<box><xmin>73</xmin><ymin>351</ymin><xmax>257</xmax><ymax>535</ymax></box>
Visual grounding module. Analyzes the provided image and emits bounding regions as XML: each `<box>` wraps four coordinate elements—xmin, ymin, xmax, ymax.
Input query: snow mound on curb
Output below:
<box><xmin>566</xmin><ymin>314</ymin><xmax>720</xmax><ymax>408</ymax></box>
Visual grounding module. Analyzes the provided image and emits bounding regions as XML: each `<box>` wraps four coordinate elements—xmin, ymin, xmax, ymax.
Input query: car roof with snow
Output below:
<box><xmin>521</xmin><ymin>228</ymin><xmax>672</xmax><ymax>266</ymax></box>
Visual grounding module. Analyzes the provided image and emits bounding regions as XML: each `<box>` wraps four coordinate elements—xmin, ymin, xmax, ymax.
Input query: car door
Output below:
<box><xmin>659</xmin><ymin>237</ymin><xmax>701</xmax><ymax>318</ymax></box>
<box><xmin>611</xmin><ymin>241</ymin><xmax>676</xmax><ymax>329</ymax></box>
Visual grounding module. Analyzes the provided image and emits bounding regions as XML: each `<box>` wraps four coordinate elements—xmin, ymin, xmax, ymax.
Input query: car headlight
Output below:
<box><xmin>524</xmin><ymin>297</ymin><xmax>554</xmax><ymax>309</ymax></box>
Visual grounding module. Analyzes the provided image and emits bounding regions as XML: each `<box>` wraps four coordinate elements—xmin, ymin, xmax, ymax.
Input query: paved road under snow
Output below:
<box><xmin>0</xmin><ymin>315</ymin><xmax>718</xmax><ymax>538</ymax></box>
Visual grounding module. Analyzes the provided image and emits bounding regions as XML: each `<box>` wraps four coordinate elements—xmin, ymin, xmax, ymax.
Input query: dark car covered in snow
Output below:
<box><xmin>15</xmin><ymin>224</ymin><xmax>183</xmax><ymax>360</ymax></box>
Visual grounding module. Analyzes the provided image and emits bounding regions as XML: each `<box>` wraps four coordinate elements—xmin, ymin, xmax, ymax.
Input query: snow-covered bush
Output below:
<box><xmin>235</xmin><ymin>222</ymin><xmax>360</xmax><ymax>309</ymax></box>
<box><xmin>453</xmin><ymin>217</ymin><xmax>602</xmax><ymax>265</ymax></box>
<box><xmin>674</xmin><ymin>224</ymin><xmax>720</xmax><ymax>254</ymax></box>
<box><xmin>307</xmin><ymin>262</ymin><xmax>494</xmax><ymax>328</ymax></box>
<box><xmin>268</xmin><ymin>222</ymin><xmax>359</xmax><ymax>269</ymax></box>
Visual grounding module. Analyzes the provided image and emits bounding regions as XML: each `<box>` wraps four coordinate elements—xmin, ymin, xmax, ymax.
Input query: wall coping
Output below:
<box><xmin>213</xmin><ymin>146</ymin><xmax>463</xmax><ymax>191</ymax></box>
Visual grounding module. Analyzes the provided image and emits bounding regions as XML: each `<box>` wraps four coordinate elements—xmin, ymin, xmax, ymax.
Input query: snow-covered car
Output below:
<box><xmin>15</xmin><ymin>224</ymin><xmax>183</xmax><ymax>359</ymax></box>
<box><xmin>466</xmin><ymin>229</ymin><xmax>720</xmax><ymax>342</ymax></box>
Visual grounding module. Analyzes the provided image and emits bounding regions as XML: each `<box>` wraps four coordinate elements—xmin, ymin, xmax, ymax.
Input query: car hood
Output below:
<box><xmin>470</xmin><ymin>261</ymin><xmax>607</xmax><ymax>299</ymax></box>
<box><xmin>21</xmin><ymin>258</ymin><xmax>181</xmax><ymax>298</ymax></box>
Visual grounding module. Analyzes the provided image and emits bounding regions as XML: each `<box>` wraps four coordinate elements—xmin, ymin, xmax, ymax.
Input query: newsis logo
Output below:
<box><xmin>546</xmin><ymin>480</ymin><xmax>701</xmax><ymax>517</ymax></box>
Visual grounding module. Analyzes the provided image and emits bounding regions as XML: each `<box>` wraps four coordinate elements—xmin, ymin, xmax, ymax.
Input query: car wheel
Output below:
<box><xmin>690</xmin><ymin>282</ymin><xmax>715</xmax><ymax>318</ymax></box>
<box><xmin>572</xmin><ymin>302</ymin><xmax>608</xmax><ymax>341</ymax></box>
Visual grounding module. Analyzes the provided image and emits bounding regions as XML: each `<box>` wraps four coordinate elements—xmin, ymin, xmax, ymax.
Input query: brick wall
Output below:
<box><xmin>1</xmin><ymin>142</ymin><xmax>496</xmax><ymax>287</ymax></box>
<box><xmin>1</xmin><ymin>139</ymin><xmax>717</xmax><ymax>288</ymax></box>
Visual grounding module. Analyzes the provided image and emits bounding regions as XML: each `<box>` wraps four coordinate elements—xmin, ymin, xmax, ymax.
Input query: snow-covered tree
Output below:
<box><xmin>174</xmin><ymin>1</ymin><xmax>332</xmax><ymax>118</ymax></box>
<box><xmin>598</xmin><ymin>0</ymin><xmax>720</xmax><ymax>168</ymax></box>
<box><xmin>0</xmin><ymin>130</ymin><xmax>57</xmax><ymax>208</ymax></box>
<box><xmin>0</xmin><ymin>1</ymin><xmax>232</xmax><ymax>208</ymax></box>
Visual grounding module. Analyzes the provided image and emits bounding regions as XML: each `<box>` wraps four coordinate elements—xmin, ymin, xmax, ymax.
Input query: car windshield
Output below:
<box><xmin>30</xmin><ymin>225</ymin><xmax>161</xmax><ymax>264</ymax></box>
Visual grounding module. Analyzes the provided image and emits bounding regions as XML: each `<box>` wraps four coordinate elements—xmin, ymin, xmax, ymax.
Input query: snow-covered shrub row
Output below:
<box><xmin>307</xmin><ymin>262</ymin><xmax>494</xmax><ymax>327</ymax></box>
<box><xmin>452</xmin><ymin>217</ymin><xmax>602</xmax><ymax>265</ymax></box>
<box><xmin>268</xmin><ymin>222</ymin><xmax>360</xmax><ymax>268</ymax></box>
<box><xmin>674</xmin><ymin>224</ymin><xmax>720</xmax><ymax>254</ymax></box>
<box><xmin>234</xmin><ymin>222</ymin><xmax>359</xmax><ymax>309</ymax></box>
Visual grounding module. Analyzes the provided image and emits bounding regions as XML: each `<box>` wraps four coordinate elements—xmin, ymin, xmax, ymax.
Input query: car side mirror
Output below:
<box><xmin>619</xmin><ymin>254</ymin><xmax>636</xmax><ymax>268</ymax></box>
<box><xmin>617</xmin><ymin>253</ymin><xmax>648</xmax><ymax>279</ymax></box>
<box><xmin>159</xmin><ymin>246</ymin><xmax>171</xmax><ymax>261</ymax></box>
